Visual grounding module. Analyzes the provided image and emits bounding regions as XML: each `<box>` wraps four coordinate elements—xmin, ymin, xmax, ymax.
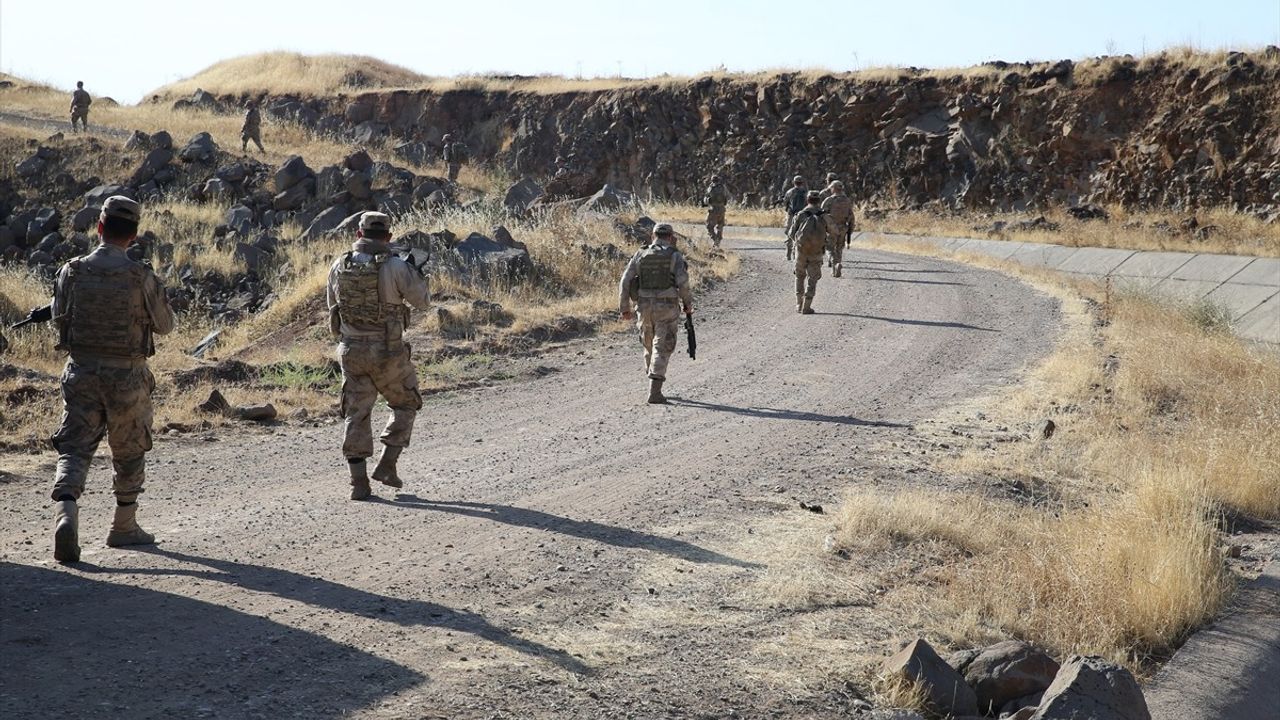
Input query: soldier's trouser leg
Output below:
<box><xmin>51</xmin><ymin>364</ymin><xmax>107</xmax><ymax>502</ymax></box>
<box><xmin>339</xmin><ymin>344</ymin><xmax>380</xmax><ymax>460</ymax></box>
<box><xmin>252</xmin><ymin>134</ymin><xmax>264</xmax><ymax>153</ymax></box>
<box><xmin>829</xmin><ymin>244</ymin><xmax>843</xmax><ymax>270</ymax></box>
<box><xmin>795</xmin><ymin>253</ymin><xmax>822</xmax><ymax>298</ymax></box>
<box><xmin>368</xmin><ymin>345</ymin><xmax>422</xmax><ymax>449</ymax></box>
<box><xmin>638</xmin><ymin>301</ymin><xmax>681</xmax><ymax>380</ymax></box>
<box><xmin>448</xmin><ymin>163</ymin><xmax>461</xmax><ymax>182</ymax></box>
<box><xmin>102</xmin><ymin>367</ymin><xmax>155</xmax><ymax>504</ymax></box>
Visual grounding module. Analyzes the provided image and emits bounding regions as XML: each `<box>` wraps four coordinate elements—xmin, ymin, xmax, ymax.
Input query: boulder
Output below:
<box><xmin>202</xmin><ymin>177</ymin><xmax>229</xmax><ymax>199</ymax></box>
<box><xmin>26</xmin><ymin>207</ymin><xmax>61</xmax><ymax>243</ymax></box>
<box><xmin>71</xmin><ymin>206</ymin><xmax>100</xmax><ymax>232</ymax></box>
<box><xmin>881</xmin><ymin>639</ymin><xmax>980</xmax><ymax>718</ymax></box>
<box><xmin>1067</xmin><ymin>203</ymin><xmax>1109</xmax><ymax>221</ymax></box>
<box><xmin>1031</xmin><ymin>656</ymin><xmax>1150</xmax><ymax>720</ymax></box>
<box><xmin>302</xmin><ymin>205</ymin><xmax>351</xmax><ymax>241</ymax></box>
<box><xmin>234</xmin><ymin>242</ymin><xmax>270</xmax><ymax>273</ymax></box>
<box><xmin>503</xmin><ymin>177</ymin><xmax>546</xmax><ymax>213</ymax></box>
<box><xmin>413</xmin><ymin>177</ymin><xmax>449</xmax><ymax>204</ymax></box>
<box><xmin>578</xmin><ymin>184</ymin><xmax>643</xmax><ymax>216</ymax></box>
<box><xmin>274</xmin><ymin>155</ymin><xmax>314</xmax><ymax>193</ymax></box>
<box><xmin>344</xmin><ymin>170</ymin><xmax>373</xmax><ymax>201</ymax></box>
<box><xmin>36</xmin><ymin>232</ymin><xmax>62</xmax><ymax>254</ymax></box>
<box><xmin>151</xmin><ymin>131</ymin><xmax>174</xmax><ymax>150</ymax></box>
<box><xmin>392</xmin><ymin>141</ymin><xmax>431</xmax><ymax>166</ymax></box>
<box><xmin>343</xmin><ymin>149</ymin><xmax>373</xmax><ymax>173</ymax></box>
<box><xmin>273</xmin><ymin>177</ymin><xmax>315</xmax><ymax>211</ymax></box>
<box><xmin>351</xmin><ymin>121</ymin><xmax>389</xmax><ymax>145</ymax></box>
<box><xmin>452</xmin><ymin>231</ymin><xmax>534</xmax><ymax>284</ymax></box>
<box><xmin>178</xmin><ymin>133</ymin><xmax>219</xmax><ymax>163</ymax></box>
<box><xmin>961</xmin><ymin>641</ymin><xmax>1059</xmax><ymax>714</ymax></box>
<box><xmin>315</xmin><ymin>165</ymin><xmax>346</xmax><ymax>199</ymax></box>
<box><xmin>84</xmin><ymin>184</ymin><xmax>133</xmax><ymax>209</ymax></box>
<box><xmin>215</xmin><ymin>162</ymin><xmax>251</xmax><ymax>185</ymax></box>
<box><xmin>124</xmin><ymin>130</ymin><xmax>151</xmax><ymax>152</ymax></box>
<box><xmin>226</xmin><ymin>205</ymin><xmax>254</xmax><ymax>235</ymax></box>
<box><xmin>15</xmin><ymin>155</ymin><xmax>46</xmax><ymax>178</ymax></box>
<box><xmin>129</xmin><ymin>146</ymin><xmax>174</xmax><ymax>185</ymax></box>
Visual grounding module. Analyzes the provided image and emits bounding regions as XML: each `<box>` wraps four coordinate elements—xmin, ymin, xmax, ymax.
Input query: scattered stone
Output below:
<box><xmin>1031</xmin><ymin>656</ymin><xmax>1150</xmax><ymax>720</ymax></box>
<box><xmin>275</xmin><ymin>155</ymin><xmax>315</xmax><ymax>193</ymax></box>
<box><xmin>881</xmin><ymin>638</ymin><xmax>979</xmax><ymax>718</ymax></box>
<box><xmin>191</xmin><ymin>330</ymin><xmax>222</xmax><ymax>358</ymax></box>
<box><xmin>578</xmin><ymin>184</ymin><xmax>643</xmax><ymax>216</ymax></box>
<box><xmin>1042</xmin><ymin>419</ymin><xmax>1056</xmax><ymax>439</ymax></box>
<box><xmin>961</xmin><ymin>641</ymin><xmax>1060</xmax><ymax>714</ymax></box>
<box><xmin>197</xmin><ymin>389</ymin><xmax>232</xmax><ymax>415</ymax></box>
<box><xmin>1066</xmin><ymin>204</ymin><xmax>1109</xmax><ymax>221</ymax></box>
<box><xmin>503</xmin><ymin>177</ymin><xmax>546</xmax><ymax>213</ymax></box>
<box><xmin>233</xmin><ymin>404</ymin><xmax>277</xmax><ymax>423</ymax></box>
<box><xmin>452</xmin><ymin>231</ymin><xmax>534</xmax><ymax>283</ymax></box>
<box><xmin>71</xmin><ymin>206</ymin><xmax>100</xmax><ymax>232</ymax></box>
<box><xmin>799</xmin><ymin>501</ymin><xmax>825</xmax><ymax>514</ymax></box>
<box><xmin>178</xmin><ymin>133</ymin><xmax>219</xmax><ymax>163</ymax></box>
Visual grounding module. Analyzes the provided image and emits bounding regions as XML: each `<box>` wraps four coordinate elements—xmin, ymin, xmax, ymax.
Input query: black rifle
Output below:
<box><xmin>685</xmin><ymin>312</ymin><xmax>697</xmax><ymax>360</ymax></box>
<box><xmin>10</xmin><ymin>304</ymin><xmax>52</xmax><ymax>330</ymax></box>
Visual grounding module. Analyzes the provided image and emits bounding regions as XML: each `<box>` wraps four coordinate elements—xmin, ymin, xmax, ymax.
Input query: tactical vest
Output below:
<box><xmin>636</xmin><ymin>244</ymin><xmax>677</xmax><ymax>291</ymax></box>
<box><xmin>61</xmin><ymin>260</ymin><xmax>152</xmax><ymax>358</ymax></box>
<box><xmin>335</xmin><ymin>253</ymin><xmax>405</xmax><ymax>344</ymax></box>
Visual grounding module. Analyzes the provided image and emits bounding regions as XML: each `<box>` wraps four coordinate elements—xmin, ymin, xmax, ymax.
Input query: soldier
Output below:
<box><xmin>789</xmin><ymin>191</ymin><xmax>830</xmax><ymax>314</ymax></box>
<box><xmin>619</xmin><ymin>223</ymin><xmax>694</xmax><ymax>404</ymax></box>
<box><xmin>326</xmin><ymin>212</ymin><xmax>431</xmax><ymax>501</ymax></box>
<box><xmin>818</xmin><ymin>172</ymin><xmax>840</xmax><ymax>201</ymax></box>
<box><xmin>442</xmin><ymin>134</ymin><xmax>467</xmax><ymax>182</ymax></box>
<box><xmin>241</xmin><ymin>100</ymin><xmax>265</xmax><ymax>153</ymax></box>
<box><xmin>821</xmin><ymin>181</ymin><xmax>854</xmax><ymax>278</ymax></box>
<box><xmin>703</xmin><ymin>174</ymin><xmax>729</xmax><ymax>249</ymax></box>
<box><xmin>69</xmin><ymin>81</ymin><xmax>92</xmax><ymax>133</ymax></box>
<box><xmin>782</xmin><ymin>176</ymin><xmax>809</xmax><ymax>259</ymax></box>
<box><xmin>49</xmin><ymin>196</ymin><xmax>176</xmax><ymax>563</ymax></box>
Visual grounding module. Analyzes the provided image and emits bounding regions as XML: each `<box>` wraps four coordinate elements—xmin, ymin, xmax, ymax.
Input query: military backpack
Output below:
<box><xmin>793</xmin><ymin>210</ymin><xmax>828</xmax><ymax>256</ymax></box>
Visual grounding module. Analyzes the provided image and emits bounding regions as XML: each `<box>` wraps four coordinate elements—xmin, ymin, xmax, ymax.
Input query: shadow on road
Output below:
<box><xmin>816</xmin><ymin>313</ymin><xmax>997</xmax><ymax>332</ymax></box>
<box><xmin>393</xmin><ymin>498</ymin><xmax>763</xmax><ymax>570</ymax></box>
<box><xmin>84</xmin><ymin>548</ymin><xmax>591</xmax><ymax>675</ymax></box>
<box><xmin>666</xmin><ymin>398</ymin><xmax>910</xmax><ymax>430</ymax></box>
<box><xmin>0</xmin><ymin>560</ymin><xmax>424</xmax><ymax>718</ymax></box>
<box><xmin>851</xmin><ymin>275</ymin><xmax>974</xmax><ymax>287</ymax></box>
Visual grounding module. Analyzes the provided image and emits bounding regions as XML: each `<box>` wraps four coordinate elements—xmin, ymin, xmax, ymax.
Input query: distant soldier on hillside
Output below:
<box><xmin>703</xmin><ymin>174</ymin><xmax>729</xmax><ymax>249</ymax></box>
<box><xmin>69</xmin><ymin>81</ymin><xmax>92</xmax><ymax>133</ymax></box>
<box><xmin>241</xmin><ymin>101</ymin><xmax>265</xmax><ymax>153</ymax></box>
<box><xmin>442</xmin><ymin>134</ymin><xmax>468</xmax><ymax>182</ymax></box>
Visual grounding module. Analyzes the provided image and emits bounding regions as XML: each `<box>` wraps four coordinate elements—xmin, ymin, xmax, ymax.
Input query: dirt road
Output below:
<box><xmin>0</xmin><ymin>237</ymin><xmax>1059</xmax><ymax>719</ymax></box>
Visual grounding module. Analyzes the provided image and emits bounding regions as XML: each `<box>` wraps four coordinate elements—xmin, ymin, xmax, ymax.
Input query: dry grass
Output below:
<box><xmin>148</xmin><ymin>53</ymin><xmax>428</xmax><ymax>99</ymax></box>
<box><xmin>647</xmin><ymin>201</ymin><xmax>784</xmax><ymax>229</ymax></box>
<box><xmin>871</xmin><ymin>206</ymin><xmax>1280</xmax><ymax>257</ymax></box>
<box><xmin>824</xmin><ymin>239</ymin><xmax>1278</xmax><ymax>671</ymax></box>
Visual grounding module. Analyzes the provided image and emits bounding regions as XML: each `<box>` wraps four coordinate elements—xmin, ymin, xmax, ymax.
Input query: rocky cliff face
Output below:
<box><xmin>234</xmin><ymin>50</ymin><xmax>1280</xmax><ymax>214</ymax></box>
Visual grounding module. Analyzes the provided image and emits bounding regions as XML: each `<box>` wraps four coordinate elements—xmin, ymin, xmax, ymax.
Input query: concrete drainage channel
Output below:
<box><xmin>679</xmin><ymin>224</ymin><xmax>1279</xmax><ymax>345</ymax></box>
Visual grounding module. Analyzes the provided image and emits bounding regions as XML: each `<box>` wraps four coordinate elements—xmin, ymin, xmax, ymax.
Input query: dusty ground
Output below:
<box><xmin>0</xmin><ymin>237</ymin><xmax>1059</xmax><ymax>719</ymax></box>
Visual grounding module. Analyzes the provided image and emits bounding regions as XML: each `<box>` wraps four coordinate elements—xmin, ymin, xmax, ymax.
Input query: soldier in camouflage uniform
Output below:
<box><xmin>782</xmin><ymin>176</ymin><xmax>808</xmax><ymax>259</ymax></box>
<box><xmin>240</xmin><ymin>100</ymin><xmax>265</xmax><ymax>153</ymax></box>
<box><xmin>818</xmin><ymin>172</ymin><xmax>839</xmax><ymax>201</ymax></box>
<box><xmin>821</xmin><ymin>181</ymin><xmax>854</xmax><ymax>277</ymax></box>
<box><xmin>326</xmin><ymin>212</ymin><xmax>431</xmax><ymax>501</ymax></box>
<box><xmin>619</xmin><ymin>223</ymin><xmax>694</xmax><ymax>404</ymax></box>
<box><xmin>703</xmin><ymin>174</ymin><xmax>729</xmax><ymax>248</ymax></box>
<box><xmin>49</xmin><ymin>196</ymin><xmax>176</xmax><ymax>563</ymax></box>
<box><xmin>69</xmin><ymin>81</ymin><xmax>92</xmax><ymax>133</ymax></box>
<box><xmin>442</xmin><ymin>134</ymin><xmax>466</xmax><ymax>182</ymax></box>
<box><xmin>788</xmin><ymin>191</ymin><xmax>831</xmax><ymax>314</ymax></box>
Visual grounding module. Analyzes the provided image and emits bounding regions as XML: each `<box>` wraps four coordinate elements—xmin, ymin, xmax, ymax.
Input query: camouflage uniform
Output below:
<box><xmin>442</xmin><ymin>135</ymin><xmax>466</xmax><ymax>182</ymax></box>
<box><xmin>782</xmin><ymin>179</ymin><xmax>808</xmax><ymax>256</ymax></box>
<box><xmin>703</xmin><ymin>179</ymin><xmax>729</xmax><ymax>248</ymax></box>
<box><xmin>49</xmin><ymin>196</ymin><xmax>175</xmax><ymax>561</ymax></box>
<box><xmin>70</xmin><ymin>84</ymin><xmax>91</xmax><ymax>132</ymax></box>
<box><xmin>789</xmin><ymin>193</ymin><xmax>831</xmax><ymax>314</ymax></box>
<box><xmin>818</xmin><ymin>173</ymin><xmax>840</xmax><ymax>201</ymax></box>
<box><xmin>619</xmin><ymin>224</ymin><xmax>694</xmax><ymax>404</ymax></box>
<box><xmin>821</xmin><ymin>184</ymin><xmax>854</xmax><ymax>277</ymax></box>
<box><xmin>326</xmin><ymin>212</ymin><xmax>430</xmax><ymax>499</ymax></box>
<box><xmin>241</xmin><ymin>105</ymin><xmax>264</xmax><ymax>153</ymax></box>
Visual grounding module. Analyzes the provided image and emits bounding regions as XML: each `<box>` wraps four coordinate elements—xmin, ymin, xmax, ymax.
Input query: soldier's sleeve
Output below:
<box><xmin>673</xmin><ymin>253</ymin><xmax>694</xmax><ymax>308</ymax></box>
<box><xmin>325</xmin><ymin>260</ymin><xmax>341</xmax><ymax>310</ymax></box>
<box><xmin>144</xmin><ymin>271</ymin><xmax>177</xmax><ymax>336</ymax></box>
<box><xmin>391</xmin><ymin>259</ymin><xmax>431</xmax><ymax>310</ymax></box>
<box><xmin>618</xmin><ymin>254</ymin><xmax>641</xmax><ymax>313</ymax></box>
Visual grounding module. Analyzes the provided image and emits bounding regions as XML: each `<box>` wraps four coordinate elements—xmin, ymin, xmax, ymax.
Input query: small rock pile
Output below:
<box><xmin>880</xmin><ymin>638</ymin><xmax>1151</xmax><ymax>720</ymax></box>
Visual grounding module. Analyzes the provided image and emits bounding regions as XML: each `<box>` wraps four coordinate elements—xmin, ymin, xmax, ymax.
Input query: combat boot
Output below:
<box><xmin>53</xmin><ymin>499</ymin><xmax>80</xmax><ymax>563</ymax></box>
<box><xmin>647</xmin><ymin>378</ymin><xmax>668</xmax><ymax>405</ymax></box>
<box><xmin>833</xmin><ymin>263</ymin><xmax>842</xmax><ymax>278</ymax></box>
<box><xmin>106</xmin><ymin>503</ymin><xmax>155</xmax><ymax>548</ymax></box>
<box><xmin>796</xmin><ymin>293</ymin><xmax>804</xmax><ymax>314</ymax></box>
<box><xmin>802</xmin><ymin>296</ymin><xmax>815</xmax><ymax>315</ymax></box>
<box><xmin>349</xmin><ymin>459</ymin><xmax>372</xmax><ymax>501</ymax></box>
<box><xmin>372</xmin><ymin>446</ymin><xmax>404</xmax><ymax>489</ymax></box>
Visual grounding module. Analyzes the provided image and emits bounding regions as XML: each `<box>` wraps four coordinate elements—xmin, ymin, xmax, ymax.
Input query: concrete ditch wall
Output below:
<box><xmin>687</xmin><ymin>225</ymin><xmax>1279</xmax><ymax>345</ymax></box>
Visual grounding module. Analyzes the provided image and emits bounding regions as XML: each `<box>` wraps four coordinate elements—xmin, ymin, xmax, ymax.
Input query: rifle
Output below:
<box><xmin>684</xmin><ymin>312</ymin><xmax>697</xmax><ymax>360</ymax></box>
<box><xmin>10</xmin><ymin>304</ymin><xmax>52</xmax><ymax>330</ymax></box>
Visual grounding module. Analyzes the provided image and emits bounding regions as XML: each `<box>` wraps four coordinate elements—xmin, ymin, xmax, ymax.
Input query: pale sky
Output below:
<box><xmin>2</xmin><ymin>0</ymin><xmax>1278</xmax><ymax>103</ymax></box>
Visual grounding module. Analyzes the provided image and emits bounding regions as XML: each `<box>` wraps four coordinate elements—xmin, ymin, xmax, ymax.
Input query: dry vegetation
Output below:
<box><xmin>825</xmin><ymin>239</ymin><xmax>1279</xmax><ymax>672</ymax></box>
